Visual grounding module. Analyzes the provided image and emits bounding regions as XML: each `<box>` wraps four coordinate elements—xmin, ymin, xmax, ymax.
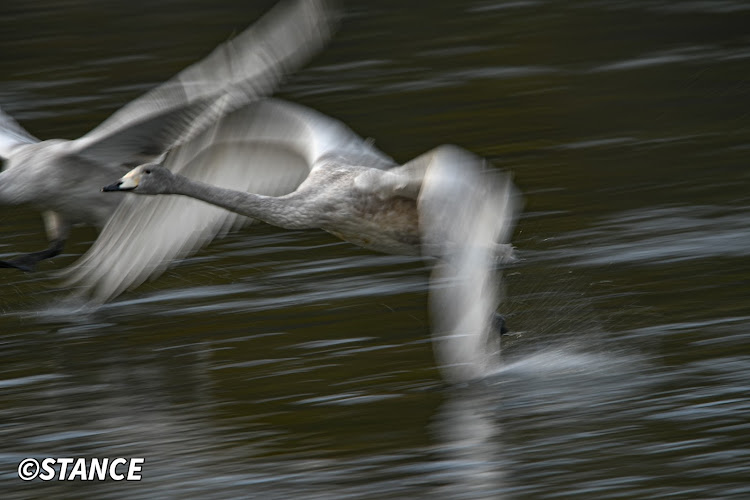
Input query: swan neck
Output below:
<box><xmin>170</xmin><ymin>175</ymin><xmax>308</xmax><ymax>230</ymax></box>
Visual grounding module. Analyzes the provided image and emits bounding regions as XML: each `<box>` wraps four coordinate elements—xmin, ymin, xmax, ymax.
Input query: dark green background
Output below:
<box><xmin>1</xmin><ymin>1</ymin><xmax>749</xmax><ymax>498</ymax></box>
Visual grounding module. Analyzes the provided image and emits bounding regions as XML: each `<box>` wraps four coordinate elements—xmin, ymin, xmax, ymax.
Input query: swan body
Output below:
<box><xmin>0</xmin><ymin>0</ymin><xmax>337</xmax><ymax>271</ymax></box>
<box><xmin>113</xmin><ymin>160</ymin><xmax>423</xmax><ymax>256</ymax></box>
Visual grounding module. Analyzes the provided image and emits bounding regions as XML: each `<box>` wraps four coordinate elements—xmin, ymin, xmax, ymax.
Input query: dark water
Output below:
<box><xmin>2</xmin><ymin>1</ymin><xmax>750</xmax><ymax>498</ymax></box>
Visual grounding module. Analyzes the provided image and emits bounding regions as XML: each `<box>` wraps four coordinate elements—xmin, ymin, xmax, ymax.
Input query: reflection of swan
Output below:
<box><xmin>97</xmin><ymin>99</ymin><xmax>520</xmax><ymax>382</ymax></box>
<box><xmin>430</xmin><ymin>386</ymin><xmax>505</xmax><ymax>497</ymax></box>
<box><xmin>0</xmin><ymin>0</ymin><xmax>336</xmax><ymax>271</ymax></box>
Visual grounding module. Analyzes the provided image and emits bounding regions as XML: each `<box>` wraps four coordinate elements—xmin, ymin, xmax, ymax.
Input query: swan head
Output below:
<box><xmin>102</xmin><ymin>164</ymin><xmax>176</xmax><ymax>195</ymax></box>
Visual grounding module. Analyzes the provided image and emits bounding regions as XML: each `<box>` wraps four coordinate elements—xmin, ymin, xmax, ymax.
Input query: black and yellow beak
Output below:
<box><xmin>102</xmin><ymin>169</ymin><xmax>140</xmax><ymax>192</ymax></box>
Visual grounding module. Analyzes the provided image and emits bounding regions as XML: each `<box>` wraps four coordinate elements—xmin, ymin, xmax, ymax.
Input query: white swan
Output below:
<box><xmin>96</xmin><ymin>99</ymin><xmax>521</xmax><ymax>382</ymax></box>
<box><xmin>0</xmin><ymin>0</ymin><xmax>337</xmax><ymax>271</ymax></box>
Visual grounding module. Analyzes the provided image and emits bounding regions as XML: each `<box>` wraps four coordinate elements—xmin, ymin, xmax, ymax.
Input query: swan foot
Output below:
<box><xmin>493</xmin><ymin>312</ymin><xmax>510</xmax><ymax>335</ymax></box>
<box><xmin>0</xmin><ymin>239</ymin><xmax>65</xmax><ymax>272</ymax></box>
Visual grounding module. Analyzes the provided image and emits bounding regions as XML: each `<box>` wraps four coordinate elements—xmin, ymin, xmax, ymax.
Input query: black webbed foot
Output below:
<box><xmin>0</xmin><ymin>257</ymin><xmax>37</xmax><ymax>272</ymax></box>
<box><xmin>0</xmin><ymin>239</ymin><xmax>65</xmax><ymax>272</ymax></box>
<box><xmin>493</xmin><ymin>313</ymin><xmax>510</xmax><ymax>335</ymax></box>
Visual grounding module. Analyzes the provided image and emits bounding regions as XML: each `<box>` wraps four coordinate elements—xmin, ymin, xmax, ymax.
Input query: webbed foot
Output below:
<box><xmin>0</xmin><ymin>256</ymin><xmax>37</xmax><ymax>272</ymax></box>
<box><xmin>0</xmin><ymin>239</ymin><xmax>65</xmax><ymax>272</ymax></box>
<box><xmin>493</xmin><ymin>313</ymin><xmax>510</xmax><ymax>335</ymax></box>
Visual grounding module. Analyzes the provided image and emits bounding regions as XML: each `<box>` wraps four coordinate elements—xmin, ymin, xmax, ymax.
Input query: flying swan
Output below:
<box><xmin>98</xmin><ymin>98</ymin><xmax>521</xmax><ymax>383</ymax></box>
<box><xmin>0</xmin><ymin>0</ymin><xmax>337</xmax><ymax>271</ymax></box>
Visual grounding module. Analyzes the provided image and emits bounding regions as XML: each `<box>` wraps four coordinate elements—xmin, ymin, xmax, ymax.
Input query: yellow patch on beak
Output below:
<box><xmin>118</xmin><ymin>169</ymin><xmax>141</xmax><ymax>190</ymax></box>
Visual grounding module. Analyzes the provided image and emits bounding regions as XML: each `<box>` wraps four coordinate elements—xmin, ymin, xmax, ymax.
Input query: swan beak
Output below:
<box><xmin>102</xmin><ymin>181</ymin><xmax>124</xmax><ymax>192</ymax></box>
<box><xmin>102</xmin><ymin>171</ymin><xmax>140</xmax><ymax>192</ymax></box>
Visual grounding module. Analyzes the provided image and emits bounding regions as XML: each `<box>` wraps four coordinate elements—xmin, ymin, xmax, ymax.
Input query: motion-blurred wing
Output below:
<box><xmin>0</xmin><ymin>107</ymin><xmax>39</xmax><ymax>159</ymax></box>
<box><xmin>61</xmin><ymin>98</ymin><xmax>387</xmax><ymax>302</ymax></box>
<box><xmin>416</xmin><ymin>145</ymin><xmax>520</xmax><ymax>383</ymax></box>
<box><xmin>69</xmin><ymin>0</ymin><xmax>339</xmax><ymax>167</ymax></box>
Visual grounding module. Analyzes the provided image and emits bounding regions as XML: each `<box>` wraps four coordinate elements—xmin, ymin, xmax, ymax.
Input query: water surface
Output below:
<box><xmin>1</xmin><ymin>1</ymin><xmax>749</xmax><ymax>498</ymax></box>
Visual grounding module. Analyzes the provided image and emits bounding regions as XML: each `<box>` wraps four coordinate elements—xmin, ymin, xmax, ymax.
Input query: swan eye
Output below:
<box><xmin>144</xmin><ymin>169</ymin><xmax>152</xmax><ymax>174</ymax></box>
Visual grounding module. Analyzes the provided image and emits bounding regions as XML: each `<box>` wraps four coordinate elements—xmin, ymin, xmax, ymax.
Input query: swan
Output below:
<box><xmin>96</xmin><ymin>98</ymin><xmax>521</xmax><ymax>382</ymax></box>
<box><xmin>0</xmin><ymin>0</ymin><xmax>337</xmax><ymax>271</ymax></box>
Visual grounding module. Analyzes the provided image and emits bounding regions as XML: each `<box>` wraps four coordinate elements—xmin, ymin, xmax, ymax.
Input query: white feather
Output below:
<box><xmin>417</xmin><ymin>146</ymin><xmax>520</xmax><ymax>382</ymax></box>
<box><xmin>62</xmin><ymin>98</ymin><xmax>393</xmax><ymax>302</ymax></box>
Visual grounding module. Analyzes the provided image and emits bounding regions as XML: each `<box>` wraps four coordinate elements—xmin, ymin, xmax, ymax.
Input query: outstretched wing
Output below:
<box><xmin>0</xmin><ymin>107</ymin><xmax>39</xmax><ymax>159</ymax></box>
<box><xmin>69</xmin><ymin>0</ymin><xmax>339</xmax><ymax>168</ymax></box>
<box><xmin>61</xmin><ymin>98</ymin><xmax>391</xmax><ymax>302</ymax></box>
<box><xmin>416</xmin><ymin>145</ymin><xmax>520</xmax><ymax>383</ymax></box>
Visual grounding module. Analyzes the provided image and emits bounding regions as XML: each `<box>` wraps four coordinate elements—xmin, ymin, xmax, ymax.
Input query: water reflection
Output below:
<box><xmin>429</xmin><ymin>386</ymin><xmax>506</xmax><ymax>498</ymax></box>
